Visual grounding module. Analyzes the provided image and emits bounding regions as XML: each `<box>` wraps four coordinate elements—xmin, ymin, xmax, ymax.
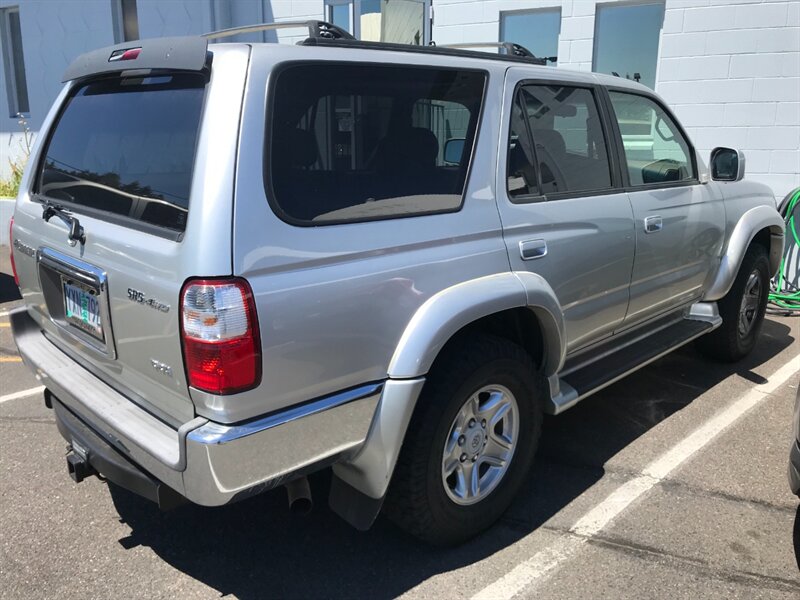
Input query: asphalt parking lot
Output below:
<box><xmin>0</xmin><ymin>251</ymin><xmax>798</xmax><ymax>600</ymax></box>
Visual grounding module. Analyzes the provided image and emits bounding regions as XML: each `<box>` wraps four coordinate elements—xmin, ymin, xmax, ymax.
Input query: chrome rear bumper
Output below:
<box><xmin>11</xmin><ymin>308</ymin><xmax>382</xmax><ymax>505</ymax></box>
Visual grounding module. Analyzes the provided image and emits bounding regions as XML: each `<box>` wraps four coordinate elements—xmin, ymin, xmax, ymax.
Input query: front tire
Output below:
<box><xmin>385</xmin><ymin>334</ymin><xmax>543</xmax><ymax>545</ymax></box>
<box><xmin>697</xmin><ymin>244</ymin><xmax>770</xmax><ymax>362</ymax></box>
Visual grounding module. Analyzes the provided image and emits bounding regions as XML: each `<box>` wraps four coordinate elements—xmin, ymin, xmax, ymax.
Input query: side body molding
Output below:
<box><xmin>387</xmin><ymin>272</ymin><xmax>566</xmax><ymax>379</ymax></box>
<box><xmin>705</xmin><ymin>205</ymin><xmax>785</xmax><ymax>301</ymax></box>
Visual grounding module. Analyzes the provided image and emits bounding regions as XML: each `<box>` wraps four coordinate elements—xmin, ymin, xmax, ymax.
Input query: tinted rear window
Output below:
<box><xmin>268</xmin><ymin>63</ymin><xmax>486</xmax><ymax>225</ymax></box>
<box><xmin>37</xmin><ymin>74</ymin><xmax>206</xmax><ymax>233</ymax></box>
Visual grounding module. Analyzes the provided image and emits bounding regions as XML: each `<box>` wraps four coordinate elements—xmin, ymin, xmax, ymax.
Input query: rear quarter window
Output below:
<box><xmin>267</xmin><ymin>63</ymin><xmax>486</xmax><ymax>225</ymax></box>
<box><xmin>37</xmin><ymin>74</ymin><xmax>206</xmax><ymax>234</ymax></box>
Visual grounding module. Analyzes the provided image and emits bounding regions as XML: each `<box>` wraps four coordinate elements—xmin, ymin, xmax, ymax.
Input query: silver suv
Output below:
<box><xmin>10</xmin><ymin>23</ymin><xmax>785</xmax><ymax>545</ymax></box>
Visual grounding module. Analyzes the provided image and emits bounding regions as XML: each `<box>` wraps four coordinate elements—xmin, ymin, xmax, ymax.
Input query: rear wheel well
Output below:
<box><xmin>432</xmin><ymin>308</ymin><xmax>544</xmax><ymax>373</ymax></box>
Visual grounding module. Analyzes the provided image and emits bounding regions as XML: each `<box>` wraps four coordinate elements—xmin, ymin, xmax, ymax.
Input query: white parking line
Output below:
<box><xmin>473</xmin><ymin>356</ymin><xmax>800</xmax><ymax>600</ymax></box>
<box><xmin>0</xmin><ymin>386</ymin><xmax>45</xmax><ymax>405</ymax></box>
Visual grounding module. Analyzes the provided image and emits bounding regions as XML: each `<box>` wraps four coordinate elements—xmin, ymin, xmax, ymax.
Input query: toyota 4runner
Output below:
<box><xmin>9</xmin><ymin>22</ymin><xmax>785</xmax><ymax>545</ymax></box>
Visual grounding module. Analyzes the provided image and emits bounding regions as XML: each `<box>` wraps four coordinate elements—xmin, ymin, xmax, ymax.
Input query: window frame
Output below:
<box><xmin>600</xmin><ymin>85</ymin><xmax>699</xmax><ymax>192</ymax></box>
<box><xmin>504</xmin><ymin>78</ymin><xmax>623</xmax><ymax>205</ymax></box>
<box><xmin>262</xmin><ymin>60</ymin><xmax>489</xmax><ymax>228</ymax></box>
<box><xmin>111</xmin><ymin>0</ymin><xmax>140</xmax><ymax>44</ymax></box>
<box><xmin>1</xmin><ymin>6</ymin><xmax>30</xmax><ymax>117</ymax></box>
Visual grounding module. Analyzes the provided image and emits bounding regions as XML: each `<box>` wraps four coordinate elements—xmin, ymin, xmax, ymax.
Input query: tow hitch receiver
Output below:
<box><xmin>66</xmin><ymin>439</ymin><xmax>97</xmax><ymax>483</ymax></box>
<box><xmin>66</xmin><ymin>448</ymin><xmax>97</xmax><ymax>483</ymax></box>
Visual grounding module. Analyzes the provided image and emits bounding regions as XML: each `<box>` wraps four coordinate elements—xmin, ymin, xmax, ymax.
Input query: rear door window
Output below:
<box><xmin>37</xmin><ymin>74</ymin><xmax>207</xmax><ymax>233</ymax></box>
<box><xmin>268</xmin><ymin>63</ymin><xmax>486</xmax><ymax>224</ymax></box>
<box><xmin>513</xmin><ymin>84</ymin><xmax>613</xmax><ymax>195</ymax></box>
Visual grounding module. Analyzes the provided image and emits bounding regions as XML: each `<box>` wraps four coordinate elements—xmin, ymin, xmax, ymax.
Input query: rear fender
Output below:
<box><xmin>331</xmin><ymin>272</ymin><xmax>565</xmax><ymax>525</ymax></box>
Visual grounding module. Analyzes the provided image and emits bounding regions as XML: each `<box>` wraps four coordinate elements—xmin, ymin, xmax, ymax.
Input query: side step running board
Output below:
<box><xmin>547</xmin><ymin>311</ymin><xmax>721</xmax><ymax>414</ymax></box>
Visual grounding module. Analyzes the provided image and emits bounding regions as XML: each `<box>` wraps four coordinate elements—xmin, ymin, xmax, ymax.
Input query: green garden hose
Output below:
<box><xmin>768</xmin><ymin>187</ymin><xmax>800</xmax><ymax>314</ymax></box>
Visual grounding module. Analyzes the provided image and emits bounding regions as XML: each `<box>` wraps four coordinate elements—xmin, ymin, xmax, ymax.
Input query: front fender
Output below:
<box><xmin>705</xmin><ymin>205</ymin><xmax>785</xmax><ymax>301</ymax></box>
<box><xmin>387</xmin><ymin>272</ymin><xmax>566</xmax><ymax>379</ymax></box>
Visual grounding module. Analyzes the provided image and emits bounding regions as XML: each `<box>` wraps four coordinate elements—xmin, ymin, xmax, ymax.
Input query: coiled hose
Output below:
<box><xmin>768</xmin><ymin>187</ymin><xmax>800</xmax><ymax>314</ymax></box>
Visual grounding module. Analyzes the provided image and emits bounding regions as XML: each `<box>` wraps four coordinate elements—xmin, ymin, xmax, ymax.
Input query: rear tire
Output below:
<box><xmin>385</xmin><ymin>334</ymin><xmax>543</xmax><ymax>546</ymax></box>
<box><xmin>697</xmin><ymin>244</ymin><xmax>770</xmax><ymax>362</ymax></box>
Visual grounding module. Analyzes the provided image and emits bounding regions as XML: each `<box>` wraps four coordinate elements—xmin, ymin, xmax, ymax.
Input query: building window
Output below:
<box><xmin>112</xmin><ymin>0</ymin><xmax>139</xmax><ymax>43</ymax></box>
<box><xmin>1</xmin><ymin>7</ymin><xmax>30</xmax><ymax>116</ymax></box>
<box><xmin>593</xmin><ymin>1</ymin><xmax>665</xmax><ymax>89</ymax></box>
<box><xmin>327</xmin><ymin>0</ymin><xmax>352</xmax><ymax>33</ymax></box>
<box><xmin>500</xmin><ymin>8</ymin><xmax>561</xmax><ymax>64</ymax></box>
<box><xmin>325</xmin><ymin>0</ymin><xmax>428</xmax><ymax>45</ymax></box>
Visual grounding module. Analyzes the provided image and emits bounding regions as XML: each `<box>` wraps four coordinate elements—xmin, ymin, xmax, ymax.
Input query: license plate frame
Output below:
<box><xmin>62</xmin><ymin>278</ymin><xmax>104</xmax><ymax>342</ymax></box>
<box><xmin>37</xmin><ymin>247</ymin><xmax>116</xmax><ymax>359</ymax></box>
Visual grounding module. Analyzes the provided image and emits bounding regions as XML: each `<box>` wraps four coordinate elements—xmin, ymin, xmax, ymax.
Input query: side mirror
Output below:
<box><xmin>444</xmin><ymin>138</ymin><xmax>466</xmax><ymax>165</ymax></box>
<box><xmin>710</xmin><ymin>147</ymin><xmax>746</xmax><ymax>182</ymax></box>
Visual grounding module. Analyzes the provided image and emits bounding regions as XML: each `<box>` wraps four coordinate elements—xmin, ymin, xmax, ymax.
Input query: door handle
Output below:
<box><xmin>519</xmin><ymin>239</ymin><xmax>547</xmax><ymax>261</ymax></box>
<box><xmin>644</xmin><ymin>216</ymin><xmax>662</xmax><ymax>234</ymax></box>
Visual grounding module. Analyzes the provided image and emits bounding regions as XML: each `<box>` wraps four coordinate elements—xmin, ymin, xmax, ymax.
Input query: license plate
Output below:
<box><xmin>63</xmin><ymin>280</ymin><xmax>104</xmax><ymax>341</ymax></box>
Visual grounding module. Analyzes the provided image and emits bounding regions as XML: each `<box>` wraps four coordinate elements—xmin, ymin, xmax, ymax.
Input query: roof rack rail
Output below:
<box><xmin>203</xmin><ymin>20</ymin><xmax>355</xmax><ymax>41</ymax></box>
<box><xmin>439</xmin><ymin>42</ymin><xmax>556</xmax><ymax>65</ymax></box>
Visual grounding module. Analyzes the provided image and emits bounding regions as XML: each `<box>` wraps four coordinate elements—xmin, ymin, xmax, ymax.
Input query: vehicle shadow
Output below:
<box><xmin>795</xmin><ymin>505</ymin><xmax>800</xmax><ymax>571</ymax></box>
<box><xmin>0</xmin><ymin>271</ymin><xmax>21</xmax><ymax>303</ymax></box>
<box><xmin>110</xmin><ymin>318</ymin><xmax>795</xmax><ymax>599</ymax></box>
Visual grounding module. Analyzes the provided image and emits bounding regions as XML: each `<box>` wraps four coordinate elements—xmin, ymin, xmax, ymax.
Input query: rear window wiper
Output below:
<box><xmin>42</xmin><ymin>201</ymin><xmax>86</xmax><ymax>245</ymax></box>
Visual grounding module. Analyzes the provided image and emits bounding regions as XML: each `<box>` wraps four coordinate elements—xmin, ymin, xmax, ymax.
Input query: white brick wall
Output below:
<box><xmin>1</xmin><ymin>0</ymin><xmax>797</xmax><ymax>198</ymax></box>
<box><xmin>433</xmin><ymin>0</ymin><xmax>800</xmax><ymax>200</ymax></box>
<box><xmin>659</xmin><ymin>0</ymin><xmax>800</xmax><ymax>200</ymax></box>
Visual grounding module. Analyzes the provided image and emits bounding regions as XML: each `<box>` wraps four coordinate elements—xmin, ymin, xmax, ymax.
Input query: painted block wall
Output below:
<box><xmin>432</xmin><ymin>0</ymin><xmax>800</xmax><ymax>200</ymax></box>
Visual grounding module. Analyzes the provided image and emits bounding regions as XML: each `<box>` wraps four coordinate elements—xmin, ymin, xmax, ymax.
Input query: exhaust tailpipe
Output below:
<box><xmin>285</xmin><ymin>477</ymin><xmax>313</xmax><ymax>515</ymax></box>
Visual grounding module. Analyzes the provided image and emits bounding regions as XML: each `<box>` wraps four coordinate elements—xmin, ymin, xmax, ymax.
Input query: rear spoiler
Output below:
<box><xmin>62</xmin><ymin>36</ymin><xmax>209</xmax><ymax>82</ymax></box>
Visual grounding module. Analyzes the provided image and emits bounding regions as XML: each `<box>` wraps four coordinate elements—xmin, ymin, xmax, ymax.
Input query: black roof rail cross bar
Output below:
<box><xmin>439</xmin><ymin>42</ymin><xmax>555</xmax><ymax>66</ymax></box>
<box><xmin>203</xmin><ymin>20</ymin><xmax>355</xmax><ymax>41</ymax></box>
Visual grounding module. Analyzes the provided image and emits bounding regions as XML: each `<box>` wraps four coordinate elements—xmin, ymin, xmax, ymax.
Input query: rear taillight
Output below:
<box><xmin>9</xmin><ymin>216</ymin><xmax>18</xmax><ymax>286</ymax></box>
<box><xmin>180</xmin><ymin>278</ymin><xmax>261</xmax><ymax>395</ymax></box>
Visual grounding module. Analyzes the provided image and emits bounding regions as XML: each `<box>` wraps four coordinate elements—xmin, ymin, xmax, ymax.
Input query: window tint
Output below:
<box><xmin>269</xmin><ymin>64</ymin><xmax>485</xmax><ymax>224</ymax></box>
<box><xmin>608</xmin><ymin>91</ymin><xmax>694</xmax><ymax>186</ymax></box>
<box><xmin>509</xmin><ymin>85</ymin><xmax>612</xmax><ymax>196</ymax></box>
<box><xmin>37</xmin><ymin>74</ymin><xmax>206</xmax><ymax>232</ymax></box>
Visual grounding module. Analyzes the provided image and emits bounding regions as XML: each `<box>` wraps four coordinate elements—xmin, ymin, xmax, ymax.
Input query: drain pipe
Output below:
<box><xmin>285</xmin><ymin>476</ymin><xmax>313</xmax><ymax>515</ymax></box>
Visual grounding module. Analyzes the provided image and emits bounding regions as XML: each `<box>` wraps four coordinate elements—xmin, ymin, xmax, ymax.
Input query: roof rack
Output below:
<box><xmin>203</xmin><ymin>20</ymin><xmax>355</xmax><ymax>41</ymax></box>
<box><xmin>439</xmin><ymin>42</ymin><xmax>555</xmax><ymax>65</ymax></box>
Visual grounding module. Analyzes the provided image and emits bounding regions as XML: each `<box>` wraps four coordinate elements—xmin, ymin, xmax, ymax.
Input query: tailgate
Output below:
<box><xmin>10</xmin><ymin>44</ymin><xmax>249</xmax><ymax>426</ymax></box>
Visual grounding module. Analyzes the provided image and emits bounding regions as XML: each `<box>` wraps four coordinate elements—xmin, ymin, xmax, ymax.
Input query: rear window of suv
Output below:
<box><xmin>268</xmin><ymin>63</ymin><xmax>486</xmax><ymax>225</ymax></box>
<box><xmin>36</xmin><ymin>73</ymin><xmax>206</xmax><ymax>234</ymax></box>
